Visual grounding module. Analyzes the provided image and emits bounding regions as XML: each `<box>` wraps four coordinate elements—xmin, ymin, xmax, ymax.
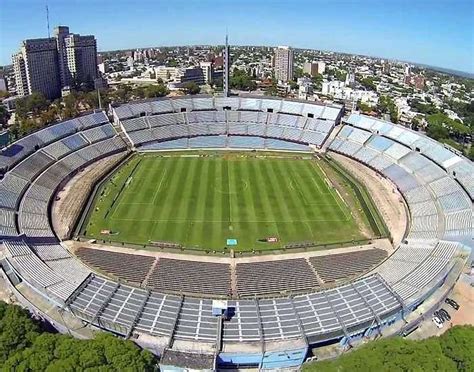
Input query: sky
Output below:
<box><xmin>1</xmin><ymin>0</ymin><xmax>473</xmax><ymax>73</ymax></box>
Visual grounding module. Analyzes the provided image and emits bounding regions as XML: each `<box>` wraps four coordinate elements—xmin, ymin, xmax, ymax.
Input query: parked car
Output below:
<box><xmin>436</xmin><ymin>310</ymin><xmax>448</xmax><ymax>322</ymax></box>
<box><xmin>432</xmin><ymin>316</ymin><xmax>444</xmax><ymax>329</ymax></box>
<box><xmin>445</xmin><ymin>298</ymin><xmax>460</xmax><ymax>310</ymax></box>
<box><xmin>439</xmin><ymin>309</ymin><xmax>451</xmax><ymax>321</ymax></box>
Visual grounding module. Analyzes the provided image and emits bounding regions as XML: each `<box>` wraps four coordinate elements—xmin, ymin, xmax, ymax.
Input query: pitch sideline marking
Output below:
<box><xmin>151</xmin><ymin>168</ymin><xmax>168</xmax><ymax>205</ymax></box>
<box><xmin>314</xmin><ymin>161</ymin><xmax>352</xmax><ymax>222</ymax></box>
<box><xmin>110</xmin><ymin>217</ymin><xmax>348</xmax><ymax>223</ymax></box>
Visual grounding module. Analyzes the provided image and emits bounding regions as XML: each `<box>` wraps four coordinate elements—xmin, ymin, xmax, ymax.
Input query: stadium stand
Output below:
<box><xmin>0</xmin><ymin>102</ymin><xmax>471</xmax><ymax>370</ymax></box>
<box><xmin>147</xmin><ymin>258</ymin><xmax>231</xmax><ymax>297</ymax></box>
<box><xmin>116</xmin><ymin>97</ymin><xmax>340</xmax><ymax>150</ymax></box>
<box><xmin>76</xmin><ymin>247</ymin><xmax>155</xmax><ymax>285</ymax></box>
<box><xmin>235</xmin><ymin>258</ymin><xmax>320</xmax><ymax>296</ymax></box>
<box><xmin>309</xmin><ymin>248</ymin><xmax>388</xmax><ymax>282</ymax></box>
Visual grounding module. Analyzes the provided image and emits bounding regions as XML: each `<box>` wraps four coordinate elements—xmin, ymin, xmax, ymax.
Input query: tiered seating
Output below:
<box><xmin>122</xmin><ymin>117</ymin><xmax>148</xmax><ymax>132</ymax></box>
<box><xmin>4</xmin><ymin>239</ymin><xmax>89</xmax><ymax>301</ymax></box>
<box><xmin>147</xmin><ymin>258</ymin><xmax>231</xmax><ymax>296</ymax></box>
<box><xmin>128</xmin><ymin>129</ymin><xmax>154</xmax><ymax>145</ymax></box>
<box><xmin>280</xmin><ymin>100</ymin><xmax>303</xmax><ymax>115</ymax></box>
<box><xmin>77</xmin><ymin>111</ymin><xmax>109</xmax><ymax>128</ymax></box>
<box><xmin>188</xmin><ymin>123</ymin><xmax>209</xmax><ymax>137</ymax></box>
<box><xmin>189</xmin><ymin>136</ymin><xmax>226</xmax><ymax>148</ymax></box>
<box><xmin>448</xmin><ymin>161</ymin><xmax>474</xmax><ymax>199</ymax></box>
<box><xmin>265</xmin><ymin>125</ymin><xmax>285</xmax><ymax>138</ymax></box>
<box><xmin>32</xmin><ymin>243</ymin><xmax>72</xmax><ymax>260</ymax></box>
<box><xmin>239</xmin><ymin>97</ymin><xmax>261</xmax><ymax>111</ymax></box>
<box><xmin>82</xmin><ymin>124</ymin><xmax>116</xmax><ymax>143</ymax></box>
<box><xmin>346</xmin><ymin>127</ymin><xmax>372</xmax><ymax>144</ymax></box>
<box><xmin>0</xmin><ymin>208</ymin><xmax>17</xmax><ymax>237</ymax></box>
<box><xmin>233</xmin><ymin>111</ymin><xmax>252</xmax><ymax>122</ymax></box>
<box><xmin>192</xmin><ymin>97</ymin><xmax>215</xmax><ymax>110</ymax></box>
<box><xmin>281</xmin><ymin>127</ymin><xmax>304</xmax><ymax>142</ymax></box>
<box><xmin>0</xmin><ymin>173</ymin><xmax>30</xmax><ymax>209</ymax></box>
<box><xmin>149</xmin><ymin>99</ymin><xmax>174</xmax><ymax>114</ymax></box>
<box><xmin>141</xmin><ymin>138</ymin><xmax>189</xmax><ymax>151</ymax></box>
<box><xmin>0</xmin><ymin>117</ymin><xmax>84</xmax><ymax>171</ymax></box>
<box><xmin>346</xmin><ymin>113</ymin><xmax>474</xmax><ymax>199</ymax></box>
<box><xmin>43</xmin><ymin>140</ymin><xmax>75</xmax><ymax>160</ymax></box>
<box><xmin>62</xmin><ymin>133</ymin><xmax>89</xmax><ymax>151</ymax></box>
<box><xmin>11</xmin><ymin>151</ymin><xmax>54</xmax><ymax>181</ymax></box>
<box><xmin>148</xmin><ymin>113</ymin><xmax>184</xmax><ymax>127</ymax></box>
<box><xmin>228</xmin><ymin>122</ymin><xmax>248</xmax><ymax>135</ymax></box>
<box><xmin>309</xmin><ymin>249</ymin><xmax>387</xmax><ymax>282</ymax></box>
<box><xmin>127</xmin><ymin>102</ymin><xmax>152</xmax><ymax>117</ymax></box>
<box><xmin>228</xmin><ymin>136</ymin><xmax>265</xmax><ymax>149</ymax></box>
<box><xmin>265</xmin><ymin>139</ymin><xmax>310</xmax><ymax>152</ymax></box>
<box><xmin>76</xmin><ymin>247</ymin><xmax>155</xmax><ymax>285</ymax></box>
<box><xmin>117</xmin><ymin>97</ymin><xmax>342</xmax><ymax>151</ymax></box>
<box><xmin>236</xmin><ymin>259</ymin><xmax>319</xmax><ymax>296</ymax></box>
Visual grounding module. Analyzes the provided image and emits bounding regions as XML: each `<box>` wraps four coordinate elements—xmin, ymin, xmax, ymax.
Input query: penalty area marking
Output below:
<box><xmin>288</xmin><ymin>179</ymin><xmax>338</xmax><ymax>207</ymax></box>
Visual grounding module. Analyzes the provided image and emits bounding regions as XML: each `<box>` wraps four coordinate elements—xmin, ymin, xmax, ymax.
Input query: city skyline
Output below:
<box><xmin>1</xmin><ymin>0</ymin><xmax>473</xmax><ymax>74</ymax></box>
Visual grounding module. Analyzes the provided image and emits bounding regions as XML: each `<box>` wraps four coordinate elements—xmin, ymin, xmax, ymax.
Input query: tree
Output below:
<box><xmin>181</xmin><ymin>81</ymin><xmax>200</xmax><ymax>95</ymax></box>
<box><xmin>0</xmin><ymin>301</ymin><xmax>158</xmax><ymax>370</ymax></box>
<box><xmin>304</xmin><ymin>326</ymin><xmax>474</xmax><ymax>372</ymax></box>
<box><xmin>27</xmin><ymin>92</ymin><xmax>49</xmax><ymax>115</ymax></box>
<box><xmin>411</xmin><ymin>116</ymin><xmax>421</xmax><ymax>131</ymax></box>
<box><xmin>0</xmin><ymin>301</ymin><xmax>40</xmax><ymax>364</ymax></box>
<box><xmin>467</xmin><ymin>146</ymin><xmax>474</xmax><ymax>161</ymax></box>
<box><xmin>289</xmin><ymin>80</ymin><xmax>298</xmax><ymax>90</ymax></box>
<box><xmin>15</xmin><ymin>92</ymin><xmax>49</xmax><ymax>120</ymax></box>
<box><xmin>358</xmin><ymin>101</ymin><xmax>373</xmax><ymax>113</ymax></box>
<box><xmin>293</xmin><ymin>67</ymin><xmax>304</xmax><ymax>79</ymax></box>
<box><xmin>212</xmin><ymin>77</ymin><xmax>223</xmax><ymax>91</ymax></box>
<box><xmin>410</xmin><ymin>99</ymin><xmax>439</xmax><ymax>115</ymax></box>
<box><xmin>360</xmin><ymin>77</ymin><xmax>377</xmax><ymax>91</ymax></box>
<box><xmin>144</xmin><ymin>84</ymin><xmax>169</xmax><ymax>98</ymax></box>
<box><xmin>427</xmin><ymin>113</ymin><xmax>471</xmax><ymax>136</ymax></box>
<box><xmin>230</xmin><ymin>69</ymin><xmax>257</xmax><ymax>91</ymax></box>
<box><xmin>426</xmin><ymin>122</ymin><xmax>450</xmax><ymax>140</ymax></box>
<box><xmin>378</xmin><ymin>95</ymin><xmax>398</xmax><ymax>123</ymax></box>
<box><xmin>0</xmin><ymin>105</ymin><xmax>10</xmax><ymax>126</ymax></box>
<box><xmin>332</xmin><ymin>69</ymin><xmax>347</xmax><ymax>82</ymax></box>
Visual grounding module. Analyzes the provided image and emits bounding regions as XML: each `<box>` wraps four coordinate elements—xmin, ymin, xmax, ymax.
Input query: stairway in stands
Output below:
<box><xmin>113</xmin><ymin>122</ymin><xmax>135</xmax><ymax>149</ymax></box>
<box><xmin>320</xmin><ymin>124</ymin><xmax>343</xmax><ymax>153</ymax></box>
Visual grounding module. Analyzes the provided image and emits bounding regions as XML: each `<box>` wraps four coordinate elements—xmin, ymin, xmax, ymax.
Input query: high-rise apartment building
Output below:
<box><xmin>55</xmin><ymin>26</ymin><xmax>98</xmax><ymax>88</ymax></box>
<box><xmin>200</xmin><ymin>61</ymin><xmax>213</xmax><ymax>84</ymax></box>
<box><xmin>12</xmin><ymin>38</ymin><xmax>61</xmax><ymax>100</ymax></box>
<box><xmin>303</xmin><ymin>61</ymin><xmax>325</xmax><ymax>77</ymax></box>
<box><xmin>12</xmin><ymin>26</ymin><xmax>98</xmax><ymax>100</ymax></box>
<box><xmin>316</xmin><ymin>61</ymin><xmax>326</xmax><ymax>75</ymax></box>
<box><xmin>303</xmin><ymin>62</ymin><xmax>317</xmax><ymax>77</ymax></box>
<box><xmin>274</xmin><ymin>46</ymin><xmax>294</xmax><ymax>82</ymax></box>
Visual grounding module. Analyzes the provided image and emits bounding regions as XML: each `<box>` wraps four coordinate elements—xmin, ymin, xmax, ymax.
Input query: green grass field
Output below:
<box><xmin>82</xmin><ymin>153</ymin><xmax>371</xmax><ymax>251</ymax></box>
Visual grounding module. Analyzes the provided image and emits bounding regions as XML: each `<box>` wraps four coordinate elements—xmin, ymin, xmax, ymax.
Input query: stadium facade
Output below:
<box><xmin>0</xmin><ymin>96</ymin><xmax>472</xmax><ymax>370</ymax></box>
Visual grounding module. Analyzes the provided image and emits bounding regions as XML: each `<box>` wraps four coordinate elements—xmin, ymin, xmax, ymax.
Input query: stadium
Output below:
<box><xmin>0</xmin><ymin>95</ymin><xmax>472</xmax><ymax>370</ymax></box>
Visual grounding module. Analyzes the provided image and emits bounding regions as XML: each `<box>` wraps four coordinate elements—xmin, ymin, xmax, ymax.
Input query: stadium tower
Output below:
<box><xmin>223</xmin><ymin>33</ymin><xmax>230</xmax><ymax>97</ymax></box>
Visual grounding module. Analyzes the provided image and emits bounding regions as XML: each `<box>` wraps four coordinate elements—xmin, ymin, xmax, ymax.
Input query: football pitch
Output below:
<box><xmin>82</xmin><ymin>153</ymin><xmax>371</xmax><ymax>251</ymax></box>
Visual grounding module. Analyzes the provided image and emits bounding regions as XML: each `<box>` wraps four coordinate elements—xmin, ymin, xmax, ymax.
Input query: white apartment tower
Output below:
<box><xmin>274</xmin><ymin>46</ymin><xmax>294</xmax><ymax>82</ymax></box>
<box><xmin>12</xmin><ymin>26</ymin><xmax>98</xmax><ymax>100</ymax></box>
<box><xmin>200</xmin><ymin>61</ymin><xmax>213</xmax><ymax>84</ymax></box>
<box><xmin>12</xmin><ymin>38</ymin><xmax>61</xmax><ymax>100</ymax></box>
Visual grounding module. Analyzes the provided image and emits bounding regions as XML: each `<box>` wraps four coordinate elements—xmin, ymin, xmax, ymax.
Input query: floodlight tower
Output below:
<box><xmin>223</xmin><ymin>33</ymin><xmax>230</xmax><ymax>97</ymax></box>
